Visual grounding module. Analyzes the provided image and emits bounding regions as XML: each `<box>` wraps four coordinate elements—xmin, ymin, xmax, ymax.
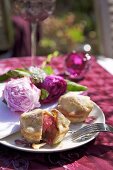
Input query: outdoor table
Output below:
<box><xmin>0</xmin><ymin>56</ymin><xmax>113</xmax><ymax>170</ymax></box>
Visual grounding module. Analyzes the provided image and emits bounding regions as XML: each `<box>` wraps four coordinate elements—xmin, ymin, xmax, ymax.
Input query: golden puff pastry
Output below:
<box><xmin>57</xmin><ymin>92</ymin><xmax>93</xmax><ymax>123</ymax></box>
<box><xmin>20</xmin><ymin>109</ymin><xmax>43</xmax><ymax>143</ymax></box>
<box><xmin>20</xmin><ymin>108</ymin><xmax>70</xmax><ymax>145</ymax></box>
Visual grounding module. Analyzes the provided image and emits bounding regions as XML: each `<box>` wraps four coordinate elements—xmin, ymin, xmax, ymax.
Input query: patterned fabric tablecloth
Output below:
<box><xmin>0</xmin><ymin>56</ymin><xmax>113</xmax><ymax>170</ymax></box>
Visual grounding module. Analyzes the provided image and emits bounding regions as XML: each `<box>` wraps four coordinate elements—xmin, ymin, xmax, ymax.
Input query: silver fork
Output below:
<box><xmin>71</xmin><ymin>123</ymin><xmax>113</xmax><ymax>142</ymax></box>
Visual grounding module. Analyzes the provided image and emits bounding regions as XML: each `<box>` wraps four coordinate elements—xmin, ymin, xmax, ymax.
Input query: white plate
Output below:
<box><xmin>0</xmin><ymin>84</ymin><xmax>105</xmax><ymax>153</ymax></box>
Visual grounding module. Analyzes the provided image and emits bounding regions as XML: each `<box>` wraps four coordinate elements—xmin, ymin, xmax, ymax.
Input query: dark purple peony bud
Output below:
<box><xmin>65</xmin><ymin>51</ymin><xmax>91</xmax><ymax>81</ymax></box>
<box><xmin>41</xmin><ymin>75</ymin><xmax>67</xmax><ymax>103</ymax></box>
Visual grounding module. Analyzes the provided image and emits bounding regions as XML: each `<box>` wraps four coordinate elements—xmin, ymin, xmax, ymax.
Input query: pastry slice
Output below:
<box><xmin>20</xmin><ymin>109</ymin><xmax>43</xmax><ymax>143</ymax></box>
<box><xmin>57</xmin><ymin>92</ymin><xmax>93</xmax><ymax>123</ymax></box>
<box><xmin>20</xmin><ymin>108</ymin><xmax>70</xmax><ymax>145</ymax></box>
<box><xmin>43</xmin><ymin>109</ymin><xmax>70</xmax><ymax>145</ymax></box>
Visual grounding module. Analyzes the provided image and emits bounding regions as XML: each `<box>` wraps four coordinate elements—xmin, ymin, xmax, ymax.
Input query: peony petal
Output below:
<box><xmin>3</xmin><ymin>77</ymin><xmax>41</xmax><ymax>112</ymax></box>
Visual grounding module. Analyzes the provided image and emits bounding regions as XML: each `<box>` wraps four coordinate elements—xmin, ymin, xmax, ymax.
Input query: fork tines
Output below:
<box><xmin>71</xmin><ymin>123</ymin><xmax>106</xmax><ymax>141</ymax></box>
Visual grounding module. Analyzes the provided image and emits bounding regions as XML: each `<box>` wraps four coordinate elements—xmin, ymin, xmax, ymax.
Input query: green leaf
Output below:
<box><xmin>0</xmin><ymin>69</ymin><xmax>30</xmax><ymax>83</ymax></box>
<box><xmin>43</xmin><ymin>66</ymin><xmax>54</xmax><ymax>75</ymax></box>
<box><xmin>15</xmin><ymin>68</ymin><xmax>30</xmax><ymax>73</ymax></box>
<box><xmin>10</xmin><ymin>69</ymin><xmax>31</xmax><ymax>77</ymax></box>
<box><xmin>0</xmin><ymin>73</ymin><xmax>10</xmax><ymax>82</ymax></box>
<box><xmin>47</xmin><ymin>51</ymin><xmax>59</xmax><ymax>60</ymax></box>
<box><xmin>40</xmin><ymin>89</ymin><xmax>49</xmax><ymax>100</ymax></box>
<box><xmin>46</xmin><ymin>50</ymin><xmax>59</xmax><ymax>63</ymax></box>
<box><xmin>66</xmin><ymin>80</ymin><xmax>88</xmax><ymax>91</ymax></box>
<box><xmin>47</xmin><ymin>54</ymin><xmax>53</xmax><ymax>63</ymax></box>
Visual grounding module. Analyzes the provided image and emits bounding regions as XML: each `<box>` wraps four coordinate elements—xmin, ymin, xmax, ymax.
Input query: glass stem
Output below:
<box><xmin>31</xmin><ymin>23</ymin><xmax>37</xmax><ymax>66</ymax></box>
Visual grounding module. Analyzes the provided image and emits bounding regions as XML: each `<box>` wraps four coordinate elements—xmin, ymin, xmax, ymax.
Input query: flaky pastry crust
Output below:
<box><xmin>57</xmin><ymin>92</ymin><xmax>93</xmax><ymax>123</ymax></box>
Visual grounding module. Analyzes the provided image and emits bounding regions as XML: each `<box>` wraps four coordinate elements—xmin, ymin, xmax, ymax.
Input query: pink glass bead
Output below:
<box><xmin>65</xmin><ymin>51</ymin><xmax>91</xmax><ymax>81</ymax></box>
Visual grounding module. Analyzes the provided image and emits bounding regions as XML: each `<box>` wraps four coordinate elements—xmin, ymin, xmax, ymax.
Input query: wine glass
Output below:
<box><xmin>11</xmin><ymin>0</ymin><xmax>56</xmax><ymax>65</ymax></box>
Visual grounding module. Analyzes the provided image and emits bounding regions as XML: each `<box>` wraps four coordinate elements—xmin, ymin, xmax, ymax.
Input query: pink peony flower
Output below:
<box><xmin>41</xmin><ymin>75</ymin><xmax>67</xmax><ymax>103</ymax></box>
<box><xmin>3</xmin><ymin>77</ymin><xmax>41</xmax><ymax>112</ymax></box>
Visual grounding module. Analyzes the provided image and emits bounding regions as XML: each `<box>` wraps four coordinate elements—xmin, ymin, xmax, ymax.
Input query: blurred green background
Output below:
<box><xmin>38</xmin><ymin>0</ymin><xmax>98</xmax><ymax>56</ymax></box>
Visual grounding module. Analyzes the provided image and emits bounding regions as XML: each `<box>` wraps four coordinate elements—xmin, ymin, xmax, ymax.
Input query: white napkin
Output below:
<box><xmin>0</xmin><ymin>83</ymin><xmax>20</xmax><ymax>139</ymax></box>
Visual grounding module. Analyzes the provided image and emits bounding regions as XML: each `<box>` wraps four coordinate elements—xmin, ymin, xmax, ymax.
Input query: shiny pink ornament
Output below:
<box><xmin>65</xmin><ymin>51</ymin><xmax>91</xmax><ymax>81</ymax></box>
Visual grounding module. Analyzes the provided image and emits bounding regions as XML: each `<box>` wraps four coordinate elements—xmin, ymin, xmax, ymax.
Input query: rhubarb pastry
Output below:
<box><xmin>42</xmin><ymin>109</ymin><xmax>70</xmax><ymax>145</ymax></box>
<box><xmin>20</xmin><ymin>109</ymin><xmax>70</xmax><ymax>145</ymax></box>
<box><xmin>57</xmin><ymin>92</ymin><xmax>93</xmax><ymax>123</ymax></box>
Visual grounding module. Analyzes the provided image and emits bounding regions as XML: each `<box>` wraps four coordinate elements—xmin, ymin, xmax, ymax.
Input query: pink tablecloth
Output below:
<box><xmin>0</xmin><ymin>57</ymin><xmax>113</xmax><ymax>170</ymax></box>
